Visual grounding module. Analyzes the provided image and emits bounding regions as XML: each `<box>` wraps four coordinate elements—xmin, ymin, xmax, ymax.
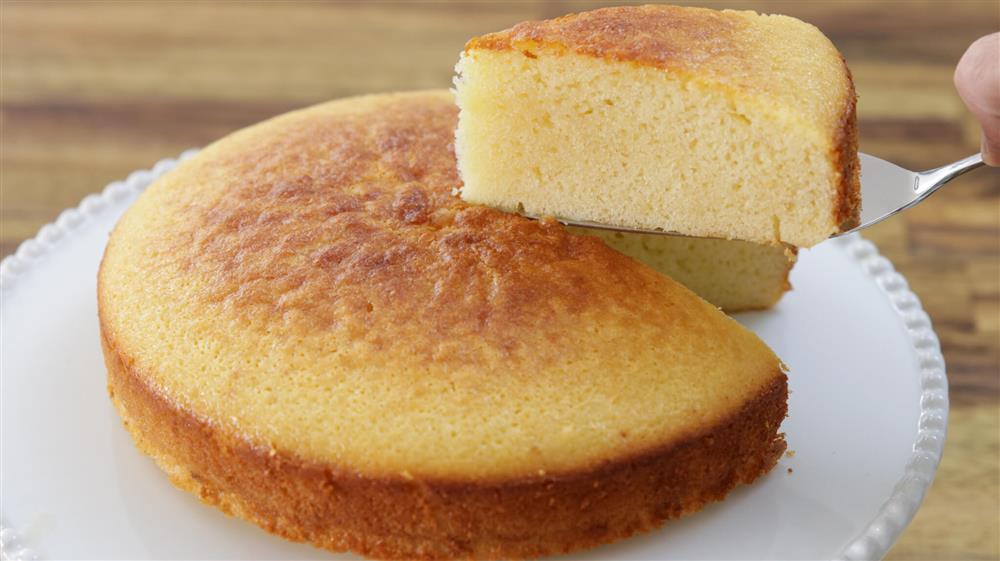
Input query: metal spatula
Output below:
<box><xmin>542</xmin><ymin>153</ymin><xmax>986</xmax><ymax>239</ymax></box>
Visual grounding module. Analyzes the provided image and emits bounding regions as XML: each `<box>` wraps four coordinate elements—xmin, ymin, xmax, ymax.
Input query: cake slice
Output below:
<box><xmin>571</xmin><ymin>228</ymin><xmax>796</xmax><ymax>312</ymax></box>
<box><xmin>455</xmin><ymin>5</ymin><xmax>860</xmax><ymax>247</ymax></box>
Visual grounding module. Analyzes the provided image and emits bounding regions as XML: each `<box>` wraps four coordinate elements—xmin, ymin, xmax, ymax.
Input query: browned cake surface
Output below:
<box><xmin>468</xmin><ymin>5</ymin><xmax>786</xmax><ymax>71</ymax></box>
<box><xmin>99</xmin><ymin>91</ymin><xmax>787</xmax><ymax>559</ymax></box>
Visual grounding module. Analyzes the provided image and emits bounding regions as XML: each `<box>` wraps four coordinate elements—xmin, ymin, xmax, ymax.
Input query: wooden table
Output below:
<box><xmin>3</xmin><ymin>1</ymin><xmax>997</xmax><ymax>558</ymax></box>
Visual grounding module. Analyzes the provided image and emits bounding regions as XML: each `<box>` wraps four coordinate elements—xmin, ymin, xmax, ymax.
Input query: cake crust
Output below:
<box><xmin>468</xmin><ymin>5</ymin><xmax>760</xmax><ymax>74</ymax></box>
<box><xmin>832</xmin><ymin>74</ymin><xmax>861</xmax><ymax>231</ymax></box>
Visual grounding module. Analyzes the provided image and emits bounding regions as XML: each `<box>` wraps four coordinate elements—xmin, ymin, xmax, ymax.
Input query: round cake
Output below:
<box><xmin>98</xmin><ymin>90</ymin><xmax>788</xmax><ymax>560</ymax></box>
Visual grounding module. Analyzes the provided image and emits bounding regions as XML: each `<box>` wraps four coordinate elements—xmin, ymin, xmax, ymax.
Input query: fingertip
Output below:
<box><xmin>954</xmin><ymin>32</ymin><xmax>1000</xmax><ymax>112</ymax></box>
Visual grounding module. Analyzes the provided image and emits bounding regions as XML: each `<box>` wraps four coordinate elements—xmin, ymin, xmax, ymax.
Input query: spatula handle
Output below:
<box><xmin>916</xmin><ymin>153</ymin><xmax>985</xmax><ymax>196</ymax></box>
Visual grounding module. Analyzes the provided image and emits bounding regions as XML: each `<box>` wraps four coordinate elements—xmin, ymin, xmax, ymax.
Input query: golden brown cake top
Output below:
<box><xmin>99</xmin><ymin>91</ymin><xmax>782</xmax><ymax>481</ymax></box>
<box><xmin>466</xmin><ymin>4</ymin><xmax>854</xmax><ymax>135</ymax></box>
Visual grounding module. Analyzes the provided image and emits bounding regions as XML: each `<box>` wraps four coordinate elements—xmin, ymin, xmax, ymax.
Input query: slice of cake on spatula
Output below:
<box><xmin>455</xmin><ymin>4</ymin><xmax>860</xmax><ymax>247</ymax></box>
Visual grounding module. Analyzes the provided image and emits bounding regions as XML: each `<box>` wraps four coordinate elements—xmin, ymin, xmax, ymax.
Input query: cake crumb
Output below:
<box><xmin>785</xmin><ymin>449</ymin><xmax>796</xmax><ymax>458</ymax></box>
<box><xmin>787</xmin><ymin>468</ymin><xmax>794</xmax><ymax>474</ymax></box>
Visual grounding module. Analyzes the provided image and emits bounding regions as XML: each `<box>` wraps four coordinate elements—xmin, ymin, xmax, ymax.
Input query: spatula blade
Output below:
<box><xmin>854</xmin><ymin>153</ymin><xmax>920</xmax><ymax>233</ymax></box>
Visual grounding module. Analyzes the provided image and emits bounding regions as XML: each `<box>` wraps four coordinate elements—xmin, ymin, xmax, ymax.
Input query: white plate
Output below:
<box><xmin>0</xmin><ymin>152</ymin><xmax>948</xmax><ymax>561</ymax></box>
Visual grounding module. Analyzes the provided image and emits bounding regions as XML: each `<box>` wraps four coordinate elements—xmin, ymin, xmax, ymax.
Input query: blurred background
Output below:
<box><xmin>2</xmin><ymin>1</ymin><xmax>997</xmax><ymax>558</ymax></box>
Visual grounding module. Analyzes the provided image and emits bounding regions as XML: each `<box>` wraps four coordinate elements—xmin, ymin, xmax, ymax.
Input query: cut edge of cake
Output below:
<box><xmin>570</xmin><ymin>228</ymin><xmax>797</xmax><ymax>312</ymax></box>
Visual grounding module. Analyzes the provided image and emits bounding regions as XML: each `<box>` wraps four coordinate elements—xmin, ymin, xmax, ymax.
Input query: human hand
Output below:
<box><xmin>954</xmin><ymin>32</ymin><xmax>1000</xmax><ymax>166</ymax></box>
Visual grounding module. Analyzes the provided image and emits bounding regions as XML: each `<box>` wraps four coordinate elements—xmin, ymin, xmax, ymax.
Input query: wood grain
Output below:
<box><xmin>2</xmin><ymin>1</ymin><xmax>997</xmax><ymax>558</ymax></box>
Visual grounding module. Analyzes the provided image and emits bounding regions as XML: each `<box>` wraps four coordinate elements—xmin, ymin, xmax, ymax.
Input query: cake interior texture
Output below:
<box><xmin>572</xmin><ymin>228</ymin><xmax>795</xmax><ymax>312</ymax></box>
<box><xmin>455</xmin><ymin>5</ymin><xmax>860</xmax><ymax>248</ymax></box>
<box><xmin>99</xmin><ymin>91</ymin><xmax>788</xmax><ymax>560</ymax></box>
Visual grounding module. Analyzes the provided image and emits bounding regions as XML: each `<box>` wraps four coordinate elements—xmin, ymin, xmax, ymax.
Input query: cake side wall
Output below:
<box><xmin>101</xmin><ymin>316</ymin><xmax>788</xmax><ymax>560</ymax></box>
<box><xmin>830</xmin><ymin>61</ymin><xmax>862</xmax><ymax>233</ymax></box>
